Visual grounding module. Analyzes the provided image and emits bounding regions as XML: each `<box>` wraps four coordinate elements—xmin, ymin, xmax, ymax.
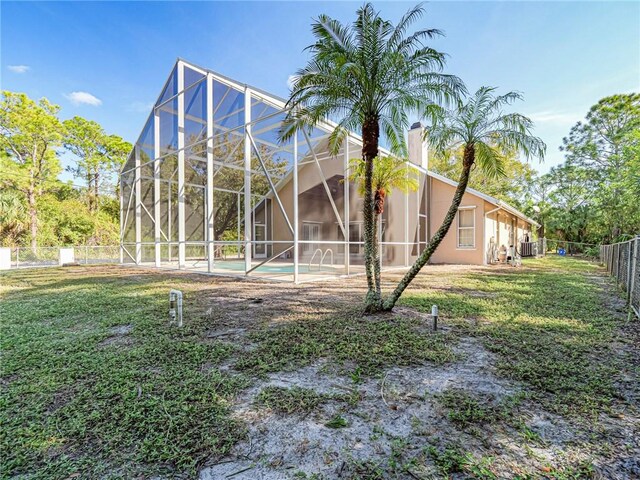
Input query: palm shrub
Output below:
<box><xmin>279</xmin><ymin>2</ymin><xmax>463</xmax><ymax>311</ymax></box>
<box><xmin>349</xmin><ymin>156</ymin><xmax>419</xmax><ymax>292</ymax></box>
<box><xmin>383</xmin><ymin>87</ymin><xmax>546</xmax><ymax>309</ymax></box>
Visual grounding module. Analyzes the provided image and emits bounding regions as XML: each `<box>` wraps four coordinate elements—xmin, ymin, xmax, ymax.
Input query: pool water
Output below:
<box><xmin>211</xmin><ymin>261</ymin><xmax>338</xmax><ymax>274</ymax></box>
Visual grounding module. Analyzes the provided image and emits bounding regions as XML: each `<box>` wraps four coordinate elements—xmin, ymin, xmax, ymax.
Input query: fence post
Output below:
<box><xmin>610</xmin><ymin>245</ymin><xmax>613</xmax><ymax>274</ymax></box>
<box><xmin>85</xmin><ymin>245</ymin><xmax>89</xmax><ymax>265</ymax></box>
<box><xmin>626</xmin><ymin>241</ymin><xmax>633</xmax><ymax>303</ymax></box>
<box><xmin>609</xmin><ymin>245</ymin><xmax>616</xmax><ymax>276</ymax></box>
<box><xmin>16</xmin><ymin>248</ymin><xmax>19</xmax><ymax>269</ymax></box>
<box><xmin>0</xmin><ymin>248</ymin><xmax>10</xmax><ymax>270</ymax></box>
<box><xmin>631</xmin><ymin>237</ymin><xmax>639</xmax><ymax>313</ymax></box>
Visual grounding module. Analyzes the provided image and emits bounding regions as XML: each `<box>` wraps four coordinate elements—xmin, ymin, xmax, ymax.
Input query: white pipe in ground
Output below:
<box><xmin>169</xmin><ymin>289</ymin><xmax>183</xmax><ymax>327</ymax></box>
<box><xmin>431</xmin><ymin>304</ymin><xmax>438</xmax><ymax>331</ymax></box>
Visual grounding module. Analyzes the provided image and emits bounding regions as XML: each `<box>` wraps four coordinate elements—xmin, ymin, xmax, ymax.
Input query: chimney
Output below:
<box><xmin>408</xmin><ymin>122</ymin><xmax>428</xmax><ymax>170</ymax></box>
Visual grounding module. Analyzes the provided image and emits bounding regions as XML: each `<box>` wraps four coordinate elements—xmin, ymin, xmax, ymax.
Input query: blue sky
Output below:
<box><xmin>2</xmin><ymin>1</ymin><xmax>639</xmax><ymax>181</ymax></box>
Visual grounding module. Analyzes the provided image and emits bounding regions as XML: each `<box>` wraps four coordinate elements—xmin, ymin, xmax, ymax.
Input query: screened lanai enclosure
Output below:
<box><xmin>120</xmin><ymin>60</ymin><xmax>430</xmax><ymax>282</ymax></box>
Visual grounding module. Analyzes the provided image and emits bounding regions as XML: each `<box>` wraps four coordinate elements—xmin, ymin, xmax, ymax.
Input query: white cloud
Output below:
<box><xmin>65</xmin><ymin>91</ymin><xmax>102</xmax><ymax>106</ymax></box>
<box><xmin>8</xmin><ymin>65</ymin><xmax>30</xmax><ymax>73</ymax></box>
<box><xmin>527</xmin><ymin>110</ymin><xmax>580</xmax><ymax>126</ymax></box>
<box><xmin>127</xmin><ymin>101</ymin><xmax>154</xmax><ymax>113</ymax></box>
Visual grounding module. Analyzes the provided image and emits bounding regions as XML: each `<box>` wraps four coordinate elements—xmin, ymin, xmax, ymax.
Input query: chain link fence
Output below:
<box><xmin>5</xmin><ymin>246</ymin><xmax>120</xmax><ymax>269</ymax></box>
<box><xmin>600</xmin><ymin>236</ymin><xmax>640</xmax><ymax>319</ymax></box>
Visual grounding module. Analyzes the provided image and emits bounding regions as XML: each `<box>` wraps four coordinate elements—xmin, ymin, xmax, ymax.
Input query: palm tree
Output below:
<box><xmin>349</xmin><ymin>156</ymin><xmax>419</xmax><ymax>289</ymax></box>
<box><xmin>383</xmin><ymin>87</ymin><xmax>546</xmax><ymax>310</ymax></box>
<box><xmin>0</xmin><ymin>190</ymin><xmax>27</xmax><ymax>245</ymax></box>
<box><xmin>279</xmin><ymin>3</ymin><xmax>464</xmax><ymax>311</ymax></box>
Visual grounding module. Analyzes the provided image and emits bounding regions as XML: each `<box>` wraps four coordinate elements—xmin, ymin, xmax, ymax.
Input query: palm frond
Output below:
<box><xmin>474</xmin><ymin>142</ymin><xmax>506</xmax><ymax>179</ymax></box>
<box><xmin>278</xmin><ymin>1</ymin><xmax>463</xmax><ymax>156</ymax></box>
<box><xmin>348</xmin><ymin>155</ymin><xmax>419</xmax><ymax>196</ymax></box>
<box><xmin>426</xmin><ymin>86</ymin><xmax>546</xmax><ymax>175</ymax></box>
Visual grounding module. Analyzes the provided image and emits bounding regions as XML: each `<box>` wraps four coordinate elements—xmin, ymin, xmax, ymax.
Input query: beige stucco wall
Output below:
<box><xmin>269</xmin><ymin>156</ymin><xmax>426</xmax><ymax>267</ymax></box>
<box><xmin>428</xmin><ymin>177</ymin><xmax>485</xmax><ymax>265</ymax></box>
<box><xmin>269</xmin><ymin>160</ymin><xmax>534</xmax><ymax>267</ymax></box>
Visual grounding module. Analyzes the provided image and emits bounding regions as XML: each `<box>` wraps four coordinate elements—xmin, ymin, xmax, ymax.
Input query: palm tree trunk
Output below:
<box><xmin>373</xmin><ymin>189</ymin><xmax>385</xmax><ymax>298</ymax></box>
<box><xmin>362</xmin><ymin>116</ymin><xmax>382</xmax><ymax>311</ymax></box>
<box><xmin>383</xmin><ymin>145</ymin><xmax>475</xmax><ymax>311</ymax></box>
<box><xmin>373</xmin><ymin>213</ymin><xmax>382</xmax><ymax>297</ymax></box>
<box><xmin>86</xmin><ymin>172</ymin><xmax>94</xmax><ymax>212</ymax></box>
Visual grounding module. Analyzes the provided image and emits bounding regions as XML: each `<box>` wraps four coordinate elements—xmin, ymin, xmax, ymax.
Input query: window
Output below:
<box><xmin>457</xmin><ymin>208</ymin><xmax>475</xmax><ymax>248</ymax></box>
<box><xmin>302</xmin><ymin>222</ymin><xmax>320</xmax><ymax>254</ymax></box>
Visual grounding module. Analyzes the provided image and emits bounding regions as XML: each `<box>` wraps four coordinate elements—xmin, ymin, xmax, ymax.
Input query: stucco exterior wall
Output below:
<box><xmin>269</xmin><ymin>156</ymin><xmax>427</xmax><ymax>267</ymax></box>
<box><xmin>428</xmin><ymin>177</ymin><xmax>484</xmax><ymax>265</ymax></box>
<box><xmin>269</xmin><ymin>161</ymin><xmax>534</xmax><ymax>267</ymax></box>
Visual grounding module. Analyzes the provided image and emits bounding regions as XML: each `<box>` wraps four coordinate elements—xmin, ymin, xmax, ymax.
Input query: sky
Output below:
<box><xmin>2</xmin><ymin>0</ymin><xmax>639</xmax><ymax>182</ymax></box>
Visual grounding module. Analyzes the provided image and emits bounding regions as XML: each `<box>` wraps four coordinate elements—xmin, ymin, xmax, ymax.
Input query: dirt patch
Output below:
<box><xmin>200</xmin><ymin>338</ymin><xmax>522</xmax><ymax>479</ymax></box>
<box><xmin>109</xmin><ymin>324</ymin><xmax>133</xmax><ymax>335</ymax></box>
<box><xmin>99</xmin><ymin>323</ymin><xmax>134</xmax><ymax>347</ymax></box>
<box><xmin>197</xmin><ymin>263</ymin><xmax>639</xmax><ymax>479</ymax></box>
<box><xmin>0</xmin><ymin>374</ymin><xmax>19</xmax><ymax>387</ymax></box>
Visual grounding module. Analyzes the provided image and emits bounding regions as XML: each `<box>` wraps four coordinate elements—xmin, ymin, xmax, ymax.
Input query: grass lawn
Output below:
<box><xmin>1</xmin><ymin>256</ymin><xmax>637</xmax><ymax>479</ymax></box>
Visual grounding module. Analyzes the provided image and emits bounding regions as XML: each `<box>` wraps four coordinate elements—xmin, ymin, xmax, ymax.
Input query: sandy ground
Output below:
<box><xmin>148</xmin><ymin>264</ymin><xmax>638</xmax><ymax>480</ymax></box>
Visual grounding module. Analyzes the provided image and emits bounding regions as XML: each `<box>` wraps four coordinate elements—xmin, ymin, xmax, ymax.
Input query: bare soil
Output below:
<box><xmin>182</xmin><ymin>264</ymin><xmax>639</xmax><ymax>480</ymax></box>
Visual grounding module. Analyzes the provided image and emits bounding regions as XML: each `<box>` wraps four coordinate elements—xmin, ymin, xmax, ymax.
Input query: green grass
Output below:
<box><xmin>0</xmin><ymin>255</ymin><xmax>628</xmax><ymax>478</ymax></box>
<box><xmin>256</xmin><ymin>385</ymin><xmax>360</xmax><ymax>415</ymax></box>
<box><xmin>235</xmin><ymin>310</ymin><xmax>455</xmax><ymax>376</ymax></box>
<box><xmin>436</xmin><ymin>389</ymin><xmax>526</xmax><ymax>428</ymax></box>
<box><xmin>402</xmin><ymin>255</ymin><xmax>624</xmax><ymax>416</ymax></box>
<box><xmin>0</xmin><ymin>269</ymin><xmax>250</xmax><ymax>478</ymax></box>
<box><xmin>256</xmin><ymin>386</ymin><xmax>329</xmax><ymax>414</ymax></box>
<box><xmin>324</xmin><ymin>414</ymin><xmax>349</xmax><ymax>429</ymax></box>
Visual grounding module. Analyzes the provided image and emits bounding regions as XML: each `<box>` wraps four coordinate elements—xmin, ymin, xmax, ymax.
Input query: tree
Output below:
<box><xmin>349</xmin><ymin>155</ymin><xmax>419</xmax><ymax>289</ymax></box>
<box><xmin>63</xmin><ymin>117</ymin><xmax>131</xmax><ymax>212</ymax></box>
<box><xmin>0</xmin><ymin>91</ymin><xmax>63</xmax><ymax>252</ymax></box>
<box><xmin>279</xmin><ymin>3</ymin><xmax>463</xmax><ymax>311</ymax></box>
<box><xmin>383</xmin><ymin>87</ymin><xmax>545</xmax><ymax>310</ymax></box>
<box><xmin>430</xmin><ymin>146</ymin><xmax>537</xmax><ymax>207</ymax></box>
<box><xmin>545</xmin><ymin>163</ymin><xmax>593</xmax><ymax>246</ymax></box>
<box><xmin>0</xmin><ymin>189</ymin><xmax>27</xmax><ymax>246</ymax></box>
<box><xmin>523</xmin><ymin>172</ymin><xmax>553</xmax><ymax>238</ymax></box>
<box><xmin>560</xmin><ymin>93</ymin><xmax>640</xmax><ymax>241</ymax></box>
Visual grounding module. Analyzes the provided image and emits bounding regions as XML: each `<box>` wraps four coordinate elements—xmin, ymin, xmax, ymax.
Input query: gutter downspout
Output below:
<box><xmin>484</xmin><ymin>206</ymin><xmax>501</xmax><ymax>265</ymax></box>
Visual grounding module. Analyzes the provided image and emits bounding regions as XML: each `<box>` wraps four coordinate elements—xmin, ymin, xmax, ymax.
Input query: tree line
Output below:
<box><xmin>527</xmin><ymin>94</ymin><xmax>639</xmax><ymax>246</ymax></box>
<box><xmin>0</xmin><ymin>91</ymin><xmax>131</xmax><ymax>250</ymax></box>
<box><xmin>429</xmin><ymin>93</ymin><xmax>640</xmax><ymax>248</ymax></box>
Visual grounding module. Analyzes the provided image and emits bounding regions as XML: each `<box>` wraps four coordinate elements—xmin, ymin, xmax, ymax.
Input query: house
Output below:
<box><xmin>120</xmin><ymin>59</ymin><xmax>537</xmax><ymax>282</ymax></box>
<box><xmin>263</xmin><ymin>123</ymin><xmax>538</xmax><ymax>268</ymax></box>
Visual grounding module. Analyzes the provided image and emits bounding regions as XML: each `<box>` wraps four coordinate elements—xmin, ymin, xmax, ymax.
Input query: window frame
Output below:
<box><xmin>456</xmin><ymin>206</ymin><xmax>476</xmax><ymax>250</ymax></box>
<box><xmin>301</xmin><ymin>221</ymin><xmax>321</xmax><ymax>254</ymax></box>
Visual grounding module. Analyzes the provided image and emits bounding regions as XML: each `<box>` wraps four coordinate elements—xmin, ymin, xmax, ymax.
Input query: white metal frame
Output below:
<box><xmin>121</xmin><ymin>58</ymin><xmax>539</xmax><ymax>284</ymax></box>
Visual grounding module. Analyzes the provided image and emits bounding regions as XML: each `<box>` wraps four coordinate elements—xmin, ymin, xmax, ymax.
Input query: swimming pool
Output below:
<box><xmin>210</xmin><ymin>261</ymin><xmax>341</xmax><ymax>274</ymax></box>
